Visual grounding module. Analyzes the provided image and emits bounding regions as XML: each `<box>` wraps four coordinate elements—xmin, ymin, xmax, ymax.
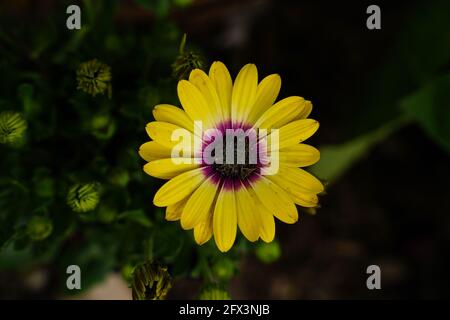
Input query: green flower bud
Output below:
<box><xmin>67</xmin><ymin>183</ymin><xmax>100</xmax><ymax>213</ymax></box>
<box><xmin>26</xmin><ymin>216</ymin><xmax>53</xmax><ymax>241</ymax></box>
<box><xmin>255</xmin><ymin>241</ymin><xmax>282</xmax><ymax>264</ymax></box>
<box><xmin>32</xmin><ymin>168</ymin><xmax>55</xmax><ymax>199</ymax></box>
<box><xmin>131</xmin><ymin>261</ymin><xmax>172</xmax><ymax>300</ymax></box>
<box><xmin>121</xmin><ymin>264</ymin><xmax>135</xmax><ymax>283</ymax></box>
<box><xmin>90</xmin><ymin>113</ymin><xmax>116</xmax><ymax>140</ymax></box>
<box><xmin>0</xmin><ymin>111</ymin><xmax>27</xmax><ymax>145</ymax></box>
<box><xmin>212</xmin><ymin>258</ymin><xmax>235</xmax><ymax>281</ymax></box>
<box><xmin>108</xmin><ymin>168</ymin><xmax>130</xmax><ymax>187</ymax></box>
<box><xmin>91</xmin><ymin>113</ymin><xmax>109</xmax><ymax>130</ymax></box>
<box><xmin>76</xmin><ymin>59</ymin><xmax>112</xmax><ymax>97</ymax></box>
<box><xmin>172</xmin><ymin>34</ymin><xmax>204</xmax><ymax>80</ymax></box>
<box><xmin>198</xmin><ymin>286</ymin><xmax>231</xmax><ymax>300</ymax></box>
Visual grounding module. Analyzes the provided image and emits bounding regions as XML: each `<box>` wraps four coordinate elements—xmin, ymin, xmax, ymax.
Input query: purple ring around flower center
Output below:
<box><xmin>200</xmin><ymin>120</ymin><xmax>269</xmax><ymax>190</ymax></box>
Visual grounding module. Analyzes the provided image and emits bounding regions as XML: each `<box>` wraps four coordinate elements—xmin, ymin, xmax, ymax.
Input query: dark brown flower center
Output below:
<box><xmin>211</xmin><ymin>133</ymin><xmax>259</xmax><ymax>180</ymax></box>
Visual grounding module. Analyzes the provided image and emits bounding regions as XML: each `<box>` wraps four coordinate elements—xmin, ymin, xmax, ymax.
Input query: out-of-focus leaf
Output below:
<box><xmin>117</xmin><ymin>209</ymin><xmax>153</xmax><ymax>227</ymax></box>
<box><xmin>60</xmin><ymin>239</ymin><xmax>117</xmax><ymax>293</ymax></box>
<box><xmin>17</xmin><ymin>83</ymin><xmax>39</xmax><ymax>116</ymax></box>
<box><xmin>352</xmin><ymin>0</ymin><xmax>450</xmax><ymax>137</ymax></box>
<box><xmin>400</xmin><ymin>74</ymin><xmax>450</xmax><ymax>154</ymax></box>
<box><xmin>311</xmin><ymin>0</ymin><xmax>450</xmax><ymax>182</ymax></box>
<box><xmin>153</xmin><ymin>224</ymin><xmax>186</xmax><ymax>261</ymax></box>
<box><xmin>0</xmin><ymin>225</ymin><xmax>17</xmax><ymax>252</ymax></box>
<box><xmin>310</xmin><ymin>117</ymin><xmax>408</xmax><ymax>182</ymax></box>
<box><xmin>135</xmin><ymin>0</ymin><xmax>171</xmax><ymax>17</ymax></box>
<box><xmin>0</xmin><ymin>244</ymin><xmax>33</xmax><ymax>270</ymax></box>
<box><xmin>53</xmin><ymin>27</ymin><xmax>90</xmax><ymax>64</ymax></box>
<box><xmin>32</xmin><ymin>168</ymin><xmax>55</xmax><ymax>200</ymax></box>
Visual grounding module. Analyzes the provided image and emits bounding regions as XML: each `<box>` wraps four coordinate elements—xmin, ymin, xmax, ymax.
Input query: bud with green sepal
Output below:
<box><xmin>131</xmin><ymin>260</ymin><xmax>172</xmax><ymax>300</ymax></box>
<box><xmin>212</xmin><ymin>257</ymin><xmax>236</xmax><ymax>281</ymax></box>
<box><xmin>0</xmin><ymin>111</ymin><xmax>27</xmax><ymax>145</ymax></box>
<box><xmin>255</xmin><ymin>240</ymin><xmax>281</xmax><ymax>264</ymax></box>
<box><xmin>90</xmin><ymin>112</ymin><xmax>116</xmax><ymax>140</ymax></box>
<box><xmin>171</xmin><ymin>34</ymin><xmax>204</xmax><ymax>80</ymax></box>
<box><xmin>67</xmin><ymin>182</ymin><xmax>101</xmax><ymax>213</ymax></box>
<box><xmin>198</xmin><ymin>285</ymin><xmax>231</xmax><ymax>300</ymax></box>
<box><xmin>121</xmin><ymin>263</ymin><xmax>135</xmax><ymax>284</ymax></box>
<box><xmin>26</xmin><ymin>216</ymin><xmax>53</xmax><ymax>241</ymax></box>
<box><xmin>76</xmin><ymin>59</ymin><xmax>112</xmax><ymax>97</ymax></box>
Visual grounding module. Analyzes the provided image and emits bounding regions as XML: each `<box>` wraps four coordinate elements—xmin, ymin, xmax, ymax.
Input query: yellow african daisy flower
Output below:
<box><xmin>139</xmin><ymin>62</ymin><xmax>323</xmax><ymax>252</ymax></box>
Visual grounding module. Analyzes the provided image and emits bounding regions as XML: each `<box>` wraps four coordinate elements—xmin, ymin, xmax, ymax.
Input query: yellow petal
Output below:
<box><xmin>194</xmin><ymin>212</ymin><xmax>213</xmax><ymax>245</ymax></box>
<box><xmin>267</xmin><ymin>167</ymin><xmax>323</xmax><ymax>208</ymax></box>
<box><xmin>143</xmin><ymin>158</ymin><xmax>200</xmax><ymax>180</ymax></box>
<box><xmin>189</xmin><ymin>69</ymin><xmax>223</xmax><ymax>121</ymax></box>
<box><xmin>292</xmin><ymin>192</ymin><xmax>319</xmax><ymax>208</ymax></box>
<box><xmin>209</xmin><ymin>61</ymin><xmax>232</xmax><ymax>120</ymax></box>
<box><xmin>138</xmin><ymin>141</ymin><xmax>171</xmax><ymax>162</ymax></box>
<box><xmin>276</xmin><ymin>166</ymin><xmax>324</xmax><ymax>194</ymax></box>
<box><xmin>296</xmin><ymin>100</ymin><xmax>312</xmax><ymax>119</ymax></box>
<box><xmin>266</xmin><ymin>172</ymin><xmax>319</xmax><ymax>207</ymax></box>
<box><xmin>152</xmin><ymin>104</ymin><xmax>196</xmax><ymax>133</ymax></box>
<box><xmin>177</xmin><ymin>80</ymin><xmax>216</xmax><ymax>128</ymax></box>
<box><xmin>231</xmin><ymin>64</ymin><xmax>258</xmax><ymax>123</ymax></box>
<box><xmin>247</xmin><ymin>187</ymin><xmax>275</xmax><ymax>242</ymax></box>
<box><xmin>250</xmin><ymin>176</ymin><xmax>298</xmax><ymax>224</ymax></box>
<box><xmin>247</xmin><ymin>74</ymin><xmax>281</xmax><ymax>124</ymax></box>
<box><xmin>153</xmin><ymin>168</ymin><xmax>205</xmax><ymax>207</ymax></box>
<box><xmin>181</xmin><ymin>175</ymin><xmax>220</xmax><ymax>230</ymax></box>
<box><xmin>165</xmin><ymin>197</ymin><xmax>188</xmax><ymax>221</ymax></box>
<box><xmin>235</xmin><ymin>182</ymin><xmax>260</xmax><ymax>242</ymax></box>
<box><xmin>254</xmin><ymin>96</ymin><xmax>305</xmax><ymax>129</ymax></box>
<box><xmin>145</xmin><ymin>121</ymin><xmax>195</xmax><ymax>153</ymax></box>
<box><xmin>259</xmin><ymin>202</ymin><xmax>275</xmax><ymax>242</ymax></box>
<box><xmin>278</xmin><ymin>144</ymin><xmax>320</xmax><ymax>167</ymax></box>
<box><xmin>268</xmin><ymin>119</ymin><xmax>319</xmax><ymax>150</ymax></box>
<box><xmin>213</xmin><ymin>184</ymin><xmax>237</xmax><ymax>252</ymax></box>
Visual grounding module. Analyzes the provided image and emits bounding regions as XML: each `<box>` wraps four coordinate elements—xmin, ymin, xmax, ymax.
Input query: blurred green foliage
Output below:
<box><xmin>0</xmin><ymin>0</ymin><xmax>237</xmax><ymax>297</ymax></box>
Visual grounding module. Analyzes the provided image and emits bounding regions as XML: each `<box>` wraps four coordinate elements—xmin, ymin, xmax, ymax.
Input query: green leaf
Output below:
<box><xmin>310</xmin><ymin>117</ymin><xmax>408</xmax><ymax>182</ymax></box>
<box><xmin>352</xmin><ymin>0</ymin><xmax>450</xmax><ymax>137</ymax></box>
<box><xmin>400</xmin><ymin>74</ymin><xmax>450</xmax><ymax>153</ymax></box>
<box><xmin>17</xmin><ymin>83</ymin><xmax>43</xmax><ymax>118</ymax></box>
